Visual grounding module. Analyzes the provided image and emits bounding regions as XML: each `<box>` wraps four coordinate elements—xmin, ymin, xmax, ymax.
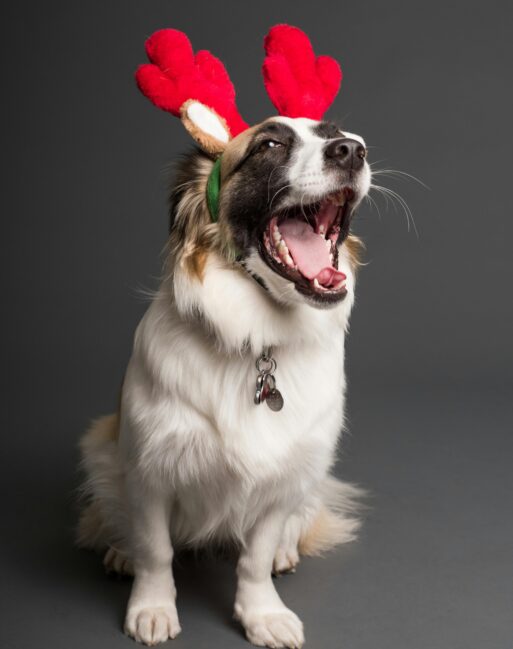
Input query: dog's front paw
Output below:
<box><xmin>236</xmin><ymin>606</ymin><xmax>304</xmax><ymax>648</ymax></box>
<box><xmin>124</xmin><ymin>603</ymin><xmax>181</xmax><ymax>645</ymax></box>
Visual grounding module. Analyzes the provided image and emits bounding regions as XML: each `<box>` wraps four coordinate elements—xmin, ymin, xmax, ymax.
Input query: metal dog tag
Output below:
<box><xmin>254</xmin><ymin>371</ymin><xmax>268</xmax><ymax>405</ymax></box>
<box><xmin>266</xmin><ymin>388</ymin><xmax>284</xmax><ymax>412</ymax></box>
<box><xmin>254</xmin><ymin>348</ymin><xmax>284</xmax><ymax>411</ymax></box>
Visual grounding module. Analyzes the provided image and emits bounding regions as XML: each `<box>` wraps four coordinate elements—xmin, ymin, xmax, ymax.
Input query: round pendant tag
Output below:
<box><xmin>266</xmin><ymin>388</ymin><xmax>284</xmax><ymax>411</ymax></box>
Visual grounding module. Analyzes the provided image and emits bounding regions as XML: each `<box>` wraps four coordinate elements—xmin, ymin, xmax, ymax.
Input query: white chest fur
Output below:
<box><xmin>118</xmin><ymin>254</ymin><xmax>354</xmax><ymax>543</ymax></box>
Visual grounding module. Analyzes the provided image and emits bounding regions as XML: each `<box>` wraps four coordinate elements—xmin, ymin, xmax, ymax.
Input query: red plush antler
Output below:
<box><xmin>136</xmin><ymin>29</ymin><xmax>249</xmax><ymax>153</ymax></box>
<box><xmin>263</xmin><ymin>25</ymin><xmax>342</xmax><ymax>120</ymax></box>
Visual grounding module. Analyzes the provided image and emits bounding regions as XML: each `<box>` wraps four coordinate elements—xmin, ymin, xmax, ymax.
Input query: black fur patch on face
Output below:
<box><xmin>312</xmin><ymin>120</ymin><xmax>343</xmax><ymax>140</ymax></box>
<box><xmin>222</xmin><ymin>122</ymin><xmax>298</xmax><ymax>253</ymax></box>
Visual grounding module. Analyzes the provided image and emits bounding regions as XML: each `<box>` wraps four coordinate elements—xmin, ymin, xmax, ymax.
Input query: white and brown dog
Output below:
<box><xmin>78</xmin><ymin>26</ymin><xmax>371</xmax><ymax>649</ymax></box>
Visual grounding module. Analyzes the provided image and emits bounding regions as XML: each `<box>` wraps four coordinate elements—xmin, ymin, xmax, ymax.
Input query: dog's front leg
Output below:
<box><xmin>123</xmin><ymin>476</ymin><xmax>181</xmax><ymax>645</ymax></box>
<box><xmin>235</xmin><ymin>507</ymin><xmax>305</xmax><ymax>648</ymax></box>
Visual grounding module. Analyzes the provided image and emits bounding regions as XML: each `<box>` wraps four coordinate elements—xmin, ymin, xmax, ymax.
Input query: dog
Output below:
<box><xmin>77</xmin><ymin>27</ymin><xmax>371</xmax><ymax>649</ymax></box>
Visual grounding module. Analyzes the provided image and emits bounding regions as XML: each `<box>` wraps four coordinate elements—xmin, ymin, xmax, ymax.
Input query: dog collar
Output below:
<box><xmin>206</xmin><ymin>157</ymin><xmax>242</xmax><ymax>263</ymax></box>
<box><xmin>206</xmin><ymin>157</ymin><xmax>222</xmax><ymax>222</ymax></box>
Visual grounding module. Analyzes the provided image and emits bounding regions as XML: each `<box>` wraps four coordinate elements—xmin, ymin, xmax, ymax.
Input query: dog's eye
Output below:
<box><xmin>259</xmin><ymin>139</ymin><xmax>284</xmax><ymax>151</ymax></box>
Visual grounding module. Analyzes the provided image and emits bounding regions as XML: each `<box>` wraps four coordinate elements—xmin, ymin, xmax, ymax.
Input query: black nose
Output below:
<box><xmin>325</xmin><ymin>138</ymin><xmax>366</xmax><ymax>169</ymax></box>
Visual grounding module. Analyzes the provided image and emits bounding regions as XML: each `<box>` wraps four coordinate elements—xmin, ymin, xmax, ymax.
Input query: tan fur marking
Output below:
<box><xmin>299</xmin><ymin>496</ymin><xmax>362</xmax><ymax>557</ymax></box>
<box><xmin>220</xmin><ymin>125</ymin><xmax>258</xmax><ymax>176</ymax></box>
<box><xmin>185</xmin><ymin>247</ymin><xmax>209</xmax><ymax>281</ymax></box>
<box><xmin>86</xmin><ymin>412</ymin><xmax>119</xmax><ymax>442</ymax></box>
<box><xmin>345</xmin><ymin>234</ymin><xmax>365</xmax><ymax>269</ymax></box>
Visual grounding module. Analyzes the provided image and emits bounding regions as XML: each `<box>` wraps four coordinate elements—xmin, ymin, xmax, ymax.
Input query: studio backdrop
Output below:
<box><xmin>1</xmin><ymin>2</ymin><xmax>512</xmax><ymax>649</ymax></box>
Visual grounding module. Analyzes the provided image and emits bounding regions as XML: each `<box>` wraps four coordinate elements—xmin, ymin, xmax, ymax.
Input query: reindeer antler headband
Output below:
<box><xmin>136</xmin><ymin>25</ymin><xmax>342</xmax><ymax>218</ymax></box>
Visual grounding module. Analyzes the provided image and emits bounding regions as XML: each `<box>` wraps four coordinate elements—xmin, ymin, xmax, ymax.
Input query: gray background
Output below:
<box><xmin>1</xmin><ymin>1</ymin><xmax>512</xmax><ymax>648</ymax></box>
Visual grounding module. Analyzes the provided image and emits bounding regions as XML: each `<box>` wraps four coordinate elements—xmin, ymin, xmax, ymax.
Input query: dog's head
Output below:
<box><xmin>219</xmin><ymin>116</ymin><xmax>369</xmax><ymax>307</ymax></box>
<box><xmin>138</xmin><ymin>25</ymin><xmax>369</xmax><ymax>309</ymax></box>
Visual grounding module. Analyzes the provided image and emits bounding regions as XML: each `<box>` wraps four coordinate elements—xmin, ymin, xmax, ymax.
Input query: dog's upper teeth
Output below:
<box><xmin>284</xmin><ymin>254</ymin><xmax>294</xmax><ymax>268</ymax></box>
<box><xmin>319</xmin><ymin>224</ymin><xmax>325</xmax><ymax>235</ymax></box>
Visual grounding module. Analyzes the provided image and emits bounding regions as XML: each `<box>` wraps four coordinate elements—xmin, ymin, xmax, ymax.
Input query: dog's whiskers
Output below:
<box><xmin>371</xmin><ymin>168</ymin><xmax>429</xmax><ymax>189</ymax></box>
<box><xmin>363</xmin><ymin>193</ymin><xmax>382</xmax><ymax>221</ymax></box>
<box><xmin>269</xmin><ymin>184</ymin><xmax>294</xmax><ymax>214</ymax></box>
<box><xmin>267</xmin><ymin>164</ymin><xmax>292</xmax><ymax>203</ymax></box>
<box><xmin>370</xmin><ymin>183</ymin><xmax>419</xmax><ymax>238</ymax></box>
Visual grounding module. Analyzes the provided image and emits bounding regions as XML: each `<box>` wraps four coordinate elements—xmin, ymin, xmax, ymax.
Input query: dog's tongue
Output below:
<box><xmin>279</xmin><ymin>219</ymin><xmax>346</xmax><ymax>287</ymax></box>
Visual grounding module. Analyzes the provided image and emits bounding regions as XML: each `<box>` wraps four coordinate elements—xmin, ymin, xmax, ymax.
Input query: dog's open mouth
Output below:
<box><xmin>260</xmin><ymin>188</ymin><xmax>354</xmax><ymax>301</ymax></box>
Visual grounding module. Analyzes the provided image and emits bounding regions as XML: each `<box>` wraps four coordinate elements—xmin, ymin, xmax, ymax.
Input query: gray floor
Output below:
<box><xmin>2</xmin><ymin>384</ymin><xmax>512</xmax><ymax>649</ymax></box>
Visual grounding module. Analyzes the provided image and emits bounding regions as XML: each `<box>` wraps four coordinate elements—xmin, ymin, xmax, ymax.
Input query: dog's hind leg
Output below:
<box><xmin>273</xmin><ymin>512</ymin><xmax>301</xmax><ymax>575</ymax></box>
<box><xmin>273</xmin><ymin>476</ymin><xmax>364</xmax><ymax>574</ymax></box>
<box><xmin>77</xmin><ymin>414</ymin><xmax>132</xmax><ymax>575</ymax></box>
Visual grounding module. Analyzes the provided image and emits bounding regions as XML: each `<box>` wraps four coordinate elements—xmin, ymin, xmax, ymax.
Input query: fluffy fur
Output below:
<box><xmin>77</xmin><ymin>115</ymin><xmax>369</xmax><ymax>648</ymax></box>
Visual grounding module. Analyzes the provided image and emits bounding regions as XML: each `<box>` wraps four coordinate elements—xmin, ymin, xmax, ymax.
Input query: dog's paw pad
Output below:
<box><xmin>243</xmin><ymin>609</ymin><xmax>304</xmax><ymax>648</ymax></box>
<box><xmin>124</xmin><ymin>606</ymin><xmax>181</xmax><ymax>645</ymax></box>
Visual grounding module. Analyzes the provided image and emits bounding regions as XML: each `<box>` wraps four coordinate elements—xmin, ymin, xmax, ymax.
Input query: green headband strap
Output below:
<box><xmin>206</xmin><ymin>157</ymin><xmax>222</xmax><ymax>222</ymax></box>
<box><xmin>205</xmin><ymin>156</ymin><xmax>241</xmax><ymax>261</ymax></box>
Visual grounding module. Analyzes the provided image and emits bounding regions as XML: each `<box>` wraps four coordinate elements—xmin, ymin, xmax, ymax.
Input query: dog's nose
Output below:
<box><xmin>325</xmin><ymin>138</ymin><xmax>366</xmax><ymax>169</ymax></box>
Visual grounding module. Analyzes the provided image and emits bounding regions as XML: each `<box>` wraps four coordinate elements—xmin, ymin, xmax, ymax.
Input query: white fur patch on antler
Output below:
<box><xmin>180</xmin><ymin>100</ymin><xmax>231</xmax><ymax>155</ymax></box>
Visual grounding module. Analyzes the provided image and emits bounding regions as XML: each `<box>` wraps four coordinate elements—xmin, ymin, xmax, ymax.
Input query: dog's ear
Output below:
<box><xmin>136</xmin><ymin>29</ymin><xmax>248</xmax><ymax>156</ymax></box>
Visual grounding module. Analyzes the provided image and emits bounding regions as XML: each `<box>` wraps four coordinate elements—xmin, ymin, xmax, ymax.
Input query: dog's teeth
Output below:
<box><xmin>319</xmin><ymin>225</ymin><xmax>325</xmax><ymax>234</ymax></box>
<box><xmin>284</xmin><ymin>254</ymin><xmax>294</xmax><ymax>267</ymax></box>
<box><xmin>273</xmin><ymin>228</ymin><xmax>281</xmax><ymax>244</ymax></box>
<box><xmin>278</xmin><ymin>240</ymin><xmax>289</xmax><ymax>255</ymax></box>
<box><xmin>325</xmin><ymin>239</ymin><xmax>331</xmax><ymax>249</ymax></box>
<box><xmin>313</xmin><ymin>278</ymin><xmax>321</xmax><ymax>289</ymax></box>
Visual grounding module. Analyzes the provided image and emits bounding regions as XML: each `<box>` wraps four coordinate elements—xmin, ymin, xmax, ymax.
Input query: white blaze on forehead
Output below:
<box><xmin>271</xmin><ymin>116</ymin><xmax>367</xmax><ymax>203</ymax></box>
<box><xmin>272</xmin><ymin>116</ymin><xmax>366</xmax><ymax>147</ymax></box>
<box><xmin>273</xmin><ymin>116</ymin><xmax>326</xmax><ymax>142</ymax></box>
<box><xmin>274</xmin><ymin>117</ymin><xmax>329</xmax><ymax>201</ymax></box>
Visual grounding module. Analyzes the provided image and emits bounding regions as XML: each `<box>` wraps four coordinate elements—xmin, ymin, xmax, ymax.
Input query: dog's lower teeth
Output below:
<box><xmin>284</xmin><ymin>254</ymin><xmax>294</xmax><ymax>267</ymax></box>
